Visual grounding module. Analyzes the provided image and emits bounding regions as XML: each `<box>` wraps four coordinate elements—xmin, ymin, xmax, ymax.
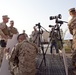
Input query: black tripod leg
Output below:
<box><xmin>38</xmin><ymin>57</ymin><xmax>44</xmax><ymax>69</ymax></box>
<box><xmin>38</xmin><ymin>45</ymin><xmax>46</xmax><ymax>69</ymax></box>
<box><xmin>42</xmin><ymin>43</ymin><xmax>50</xmax><ymax>67</ymax></box>
<box><xmin>38</xmin><ymin>43</ymin><xmax>50</xmax><ymax>69</ymax></box>
<box><xmin>42</xmin><ymin>47</ymin><xmax>46</xmax><ymax>66</ymax></box>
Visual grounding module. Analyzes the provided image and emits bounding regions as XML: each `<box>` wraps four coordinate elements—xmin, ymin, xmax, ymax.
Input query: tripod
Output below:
<box><xmin>38</xmin><ymin>22</ymin><xmax>64</xmax><ymax>69</ymax></box>
<box><xmin>36</xmin><ymin>16</ymin><xmax>68</xmax><ymax>74</ymax></box>
<box><xmin>33</xmin><ymin>23</ymin><xmax>49</xmax><ymax>69</ymax></box>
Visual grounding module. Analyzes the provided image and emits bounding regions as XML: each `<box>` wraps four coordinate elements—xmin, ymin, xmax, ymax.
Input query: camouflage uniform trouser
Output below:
<box><xmin>9</xmin><ymin>65</ymin><xmax>19</xmax><ymax>75</ymax></box>
<box><xmin>10</xmin><ymin>68</ymin><xmax>36</xmax><ymax>75</ymax></box>
<box><xmin>19</xmin><ymin>70</ymin><xmax>36</xmax><ymax>75</ymax></box>
<box><xmin>0</xmin><ymin>47</ymin><xmax>4</xmax><ymax>67</ymax></box>
<box><xmin>12</xmin><ymin>67</ymin><xmax>18</xmax><ymax>75</ymax></box>
<box><xmin>9</xmin><ymin>61</ymin><xmax>18</xmax><ymax>75</ymax></box>
<box><xmin>72</xmin><ymin>50</ymin><xmax>76</xmax><ymax>68</ymax></box>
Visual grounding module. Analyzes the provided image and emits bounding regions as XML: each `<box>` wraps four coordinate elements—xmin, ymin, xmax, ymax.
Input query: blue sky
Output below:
<box><xmin>0</xmin><ymin>0</ymin><xmax>76</xmax><ymax>36</ymax></box>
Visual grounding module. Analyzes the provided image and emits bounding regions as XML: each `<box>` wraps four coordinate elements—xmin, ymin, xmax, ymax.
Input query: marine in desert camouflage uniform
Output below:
<box><xmin>0</xmin><ymin>15</ymin><xmax>10</xmax><ymax>67</ymax></box>
<box><xmin>68</xmin><ymin>8</ymin><xmax>76</xmax><ymax>68</ymax></box>
<box><xmin>31</xmin><ymin>26</ymin><xmax>39</xmax><ymax>47</ymax></box>
<box><xmin>9</xmin><ymin>20</ymin><xmax>19</xmax><ymax>38</ymax></box>
<box><xmin>8</xmin><ymin>33</ymin><xmax>38</xmax><ymax>75</ymax></box>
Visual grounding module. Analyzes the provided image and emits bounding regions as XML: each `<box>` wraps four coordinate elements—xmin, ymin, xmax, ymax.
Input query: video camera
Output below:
<box><xmin>49</xmin><ymin>14</ymin><xmax>62</xmax><ymax>20</ymax></box>
<box><xmin>0</xmin><ymin>40</ymin><xmax>7</xmax><ymax>47</ymax></box>
<box><xmin>50</xmin><ymin>14</ymin><xmax>63</xmax><ymax>24</ymax></box>
<box><xmin>36</xmin><ymin>23</ymin><xmax>41</xmax><ymax>28</ymax></box>
<box><xmin>49</xmin><ymin>14</ymin><xmax>68</xmax><ymax>24</ymax></box>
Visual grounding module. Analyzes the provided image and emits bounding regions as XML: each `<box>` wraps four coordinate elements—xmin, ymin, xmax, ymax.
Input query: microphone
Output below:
<box><xmin>49</xmin><ymin>25</ymin><xmax>54</xmax><ymax>27</ymax></box>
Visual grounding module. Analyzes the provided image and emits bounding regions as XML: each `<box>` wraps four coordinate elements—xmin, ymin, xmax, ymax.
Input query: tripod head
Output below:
<box><xmin>49</xmin><ymin>24</ymin><xmax>60</xmax><ymax>32</ymax></box>
<box><xmin>36</xmin><ymin>22</ymin><xmax>49</xmax><ymax>33</ymax></box>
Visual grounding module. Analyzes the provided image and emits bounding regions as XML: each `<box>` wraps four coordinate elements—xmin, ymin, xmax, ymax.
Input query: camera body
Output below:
<box><xmin>0</xmin><ymin>40</ymin><xmax>7</xmax><ymax>47</ymax></box>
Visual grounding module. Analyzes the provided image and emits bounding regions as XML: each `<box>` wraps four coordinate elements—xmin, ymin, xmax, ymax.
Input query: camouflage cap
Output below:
<box><xmin>10</xmin><ymin>20</ymin><xmax>14</xmax><ymax>23</ymax></box>
<box><xmin>2</xmin><ymin>15</ymin><xmax>10</xmax><ymax>19</ymax></box>
<box><xmin>69</xmin><ymin>8</ymin><xmax>76</xmax><ymax>12</ymax></box>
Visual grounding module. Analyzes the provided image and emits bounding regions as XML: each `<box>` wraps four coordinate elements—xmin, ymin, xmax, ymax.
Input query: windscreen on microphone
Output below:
<box><xmin>49</xmin><ymin>25</ymin><xmax>54</xmax><ymax>27</ymax></box>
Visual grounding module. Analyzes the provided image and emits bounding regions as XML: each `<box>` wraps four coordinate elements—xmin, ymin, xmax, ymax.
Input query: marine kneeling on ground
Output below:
<box><xmin>5</xmin><ymin>33</ymin><xmax>38</xmax><ymax>75</ymax></box>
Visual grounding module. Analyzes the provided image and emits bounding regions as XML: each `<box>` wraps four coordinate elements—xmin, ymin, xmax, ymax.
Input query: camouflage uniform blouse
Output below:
<box><xmin>68</xmin><ymin>16</ymin><xmax>76</xmax><ymax>67</ymax></box>
<box><xmin>9</xmin><ymin>26</ymin><xmax>18</xmax><ymax>34</ymax></box>
<box><xmin>10</xmin><ymin>40</ymin><xmax>38</xmax><ymax>75</ymax></box>
<box><xmin>68</xmin><ymin>16</ymin><xmax>76</xmax><ymax>49</ymax></box>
